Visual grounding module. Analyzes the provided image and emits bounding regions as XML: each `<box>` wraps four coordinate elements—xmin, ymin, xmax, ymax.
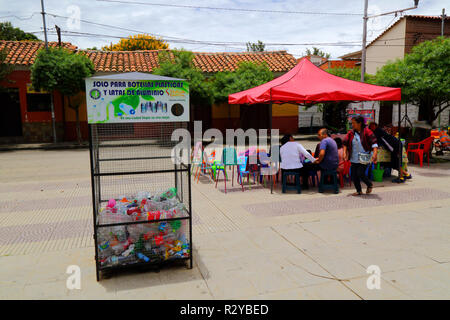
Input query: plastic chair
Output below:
<box><xmin>258</xmin><ymin>151</ymin><xmax>271</xmax><ymax>187</ymax></box>
<box><xmin>338</xmin><ymin>160</ymin><xmax>352</xmax><ymax>188</ymax></box>
<box><xmin>214</xmin><ymin>159</ymin><xmax>228</xmax><ymax>193</ymax></box>
<box><xmin>406</xmin><ymin>136</ymin><xmax>434</xmax><ymax>167</ymax></box>
<box><xmin>282</xmin><ymin>170</ymin><xmax>301</xmax><ymax>194</ymax></box>
<box><xmin>222</xmin><ymin>147</ymin><xmax>238</xmax><ymax>186</ymax></box>
<box><xmin>318</xmin><ymin>169</ymin><xmax>339</xmax><ymax>194</ymax></box>
<box><xmin>192</xmin><ymin>142</ymin><xmax>204</xmax><ymax>182</ymax></box>
<box><xmin>237</xmin><ymin>155</ymin><xmax>257</xmax><ymax>191</ymax></box>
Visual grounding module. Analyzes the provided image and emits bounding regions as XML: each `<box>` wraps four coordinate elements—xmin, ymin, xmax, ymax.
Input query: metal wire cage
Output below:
<box><xmin>89</xmin><ymin>122</ymin><xmax>192</xmax><ymax>281</ymax></box>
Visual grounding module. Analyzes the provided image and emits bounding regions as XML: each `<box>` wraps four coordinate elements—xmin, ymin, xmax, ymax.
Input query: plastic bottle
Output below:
<box><xmin>136</xmin><ymin>252</ymin><xmax>150</xmax><ymax>262</ymax></box>
<box><xmin>119</xmin><ymin>103</ymin><xmax>136</xmax><ymax>115</ymax></box>
<box><xmin>160</xmin><ymin>187</ymin><xmax>177</xmax><ymax>200</ymax></box>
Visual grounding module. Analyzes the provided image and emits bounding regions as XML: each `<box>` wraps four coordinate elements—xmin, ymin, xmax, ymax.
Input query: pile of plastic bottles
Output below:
<box><xmin>97</xmin><ymin>188</ymin><xmax>190</xmax><ymax>267</ymax></box>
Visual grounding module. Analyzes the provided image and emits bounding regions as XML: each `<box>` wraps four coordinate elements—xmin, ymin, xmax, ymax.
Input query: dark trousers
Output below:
<box><xmin>351</xmin><ymin>163</ymin><xmax>372</xmax><ymax>193</ymax></box>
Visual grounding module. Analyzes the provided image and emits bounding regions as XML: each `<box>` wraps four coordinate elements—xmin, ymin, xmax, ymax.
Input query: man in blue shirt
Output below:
<box><xmin>315</xmin><ymin>128</ymin><xmax>339</xmax><ymax>171</ymax></box>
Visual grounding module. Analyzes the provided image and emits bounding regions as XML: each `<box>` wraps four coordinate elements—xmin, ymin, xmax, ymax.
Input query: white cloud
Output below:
<box><xmin>0</xmin><ymin>0</ymin><xmax>448</xmax><ymax>58</ymax></box>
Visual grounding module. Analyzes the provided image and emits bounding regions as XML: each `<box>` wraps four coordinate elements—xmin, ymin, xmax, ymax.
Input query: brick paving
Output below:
<box><xmin>243</xmin><ymin>188</ymin><xmax>450</xmax><ymax>217</ymax></box>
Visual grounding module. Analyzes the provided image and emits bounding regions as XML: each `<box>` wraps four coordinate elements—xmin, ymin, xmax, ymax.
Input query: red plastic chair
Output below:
<box><xmin>338</xmin><ymin>160</ymin><xmax>352</xmax><ymax>188</ymax></box>
<box><xmin>406</xmin><ymin>136</ymin><xmax>434</xmax><ymax>167</ymax></box>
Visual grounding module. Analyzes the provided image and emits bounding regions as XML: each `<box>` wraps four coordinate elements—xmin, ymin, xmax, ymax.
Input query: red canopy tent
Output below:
<box><xmin>228</xmin><ymin>57</ymin><xmax>401</xmax><ymax>105</ymax></box>
<box><xmin>228</xmin><ymin>57</ymin><xmax>402</xmax><ymax>193</ymax></box>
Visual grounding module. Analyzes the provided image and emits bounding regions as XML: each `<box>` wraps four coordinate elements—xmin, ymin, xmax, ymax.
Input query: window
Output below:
<box><xmin>26</xmin><ymin>93</ymin><xmax>51</xmax><ymax>112</ymax></box>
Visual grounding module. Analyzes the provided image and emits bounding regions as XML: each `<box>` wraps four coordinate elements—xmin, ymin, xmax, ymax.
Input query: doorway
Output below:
<box><xmin>379</xmin><ymin>101</ymin><xmax>393</xmax><ymax>127</ymax></box>
<box><xmin>240</xmin><ymin>104</ymin><xmax>270</xmax><ymax>131</ymax></box>
<box><xmin>0</xmin><ymin>88</ymin><xmax>22</xmax><ymax>137</ymax></box>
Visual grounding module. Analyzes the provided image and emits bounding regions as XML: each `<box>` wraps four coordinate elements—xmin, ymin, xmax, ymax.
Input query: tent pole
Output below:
<box><xmin>270</xmin><ymin>101</ymin><xmax>273</xmax><ymax>194</ymax></box>
<box><xmin>398</xmin><ymin>102</ymin><xmax>402</xmax><ymax>180</ymax></box>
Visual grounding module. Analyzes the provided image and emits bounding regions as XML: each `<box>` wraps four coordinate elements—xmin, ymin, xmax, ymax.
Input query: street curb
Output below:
<box><xmin>0</xmin><ymin>143</ymin><xmax>89</xmax><ymax>151</ymax></box>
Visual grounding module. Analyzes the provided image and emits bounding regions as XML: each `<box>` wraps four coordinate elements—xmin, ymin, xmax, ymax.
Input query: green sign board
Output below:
<box><xmin>85</xmin><ymin>73</ymin><xmax>189</xmax><ymax>123</ymax></box>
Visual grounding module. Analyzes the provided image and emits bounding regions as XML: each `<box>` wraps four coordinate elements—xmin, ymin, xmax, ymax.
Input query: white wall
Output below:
<box><xmin>366</xmin><ymin>18</ymin><xmax>406</xmax><ymax>75</ymax></box>
<box><xmin>298</xmin><ymin>105</ymin><xmax>323</xmax><ymax>128</ymax></box>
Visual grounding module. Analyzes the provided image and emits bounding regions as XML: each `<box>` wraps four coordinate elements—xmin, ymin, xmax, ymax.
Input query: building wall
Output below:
<box><xmin>211</xmin><ymin>101</ymin><xmax>240</xmax><ymax>133</ymax></box>
<box><xmin>366</xmin><ymin>18</ymin><xmax>406</xmax><ymax>75</ymax></box>
<box><xmin>272</xmin><ymin>103</ymin><xmax>298</xmax><ymax>134</ymax></box>
<box><xmin>0</xmin><ymin>69</ymin><xmax>65</xmax><ymax>142</ymax></box>
<box><xmin>319</xmin><ymin>60</ymin><xmax>358</xmax><ymax>70</ymax></box>
<box><xmin>64</xmin><ymin>92</ymin><xmax>89</xmax><ymax>141</ymax></box>
<box><xmin>405</xmin><ymin>17</ymin><xmax>450</xmax><ymax>54</ymax></box>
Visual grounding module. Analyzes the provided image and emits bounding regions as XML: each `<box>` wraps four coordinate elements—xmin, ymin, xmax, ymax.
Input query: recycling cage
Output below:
<box><xmin>89</xmin><ymin>122</ymin><xmax>193</xmax><ymax>281</ymax></box>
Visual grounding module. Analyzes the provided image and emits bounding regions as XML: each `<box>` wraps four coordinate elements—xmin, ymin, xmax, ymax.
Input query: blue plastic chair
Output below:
<box><xmin>237</xmin><ymin>155</ymin><xmax>257</xmax><ymax>191</ymax></box>
<box><xmin>282</xmin><ymin>170</ymin><xmax>301</xmax><ymax>194</ymax></box>
<box><xmin>318</xmin><ymin>169</ymin><xmax>339</xmax><ymax>194</ymax></box>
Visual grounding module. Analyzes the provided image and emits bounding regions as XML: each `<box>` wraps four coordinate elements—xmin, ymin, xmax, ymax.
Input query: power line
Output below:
<box><xmin>35</xmin><ymin>30</ymin><xmax>415</xmax><ymax>49</ymax></box>
<box><xmin>96</xmin><ymin>0</ymin><xmax>366</xmax><ymax>16</ymax></box>
<box><xmin>0</xmin><ymin>12</ymin><xmax>38</xmax><ymax>20</ymax></box>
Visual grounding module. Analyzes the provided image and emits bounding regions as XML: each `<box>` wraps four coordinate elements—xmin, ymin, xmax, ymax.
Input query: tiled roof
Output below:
<box><xmin>84</xmin><ymin>49</ymin><xmax>297</xmax><ymax>73</ymax></box>
<box><xmin>81</xmin><ymin>49</ymin><xmax>162</xmax><ymax>73</ymax></box>
<box><xmin>192</xmin><ymin>51</ymin><xmax>297</xmax><ymax>73</ymax></box>
<box><xmin>0</xmin><ymin>41</ymin><xmax>77</xmax><ymax>65</ymax></box>
<box><xmin>0</xmin><ymin>40</ymin><xmax>297</xmax><ymax>73</ymax></box>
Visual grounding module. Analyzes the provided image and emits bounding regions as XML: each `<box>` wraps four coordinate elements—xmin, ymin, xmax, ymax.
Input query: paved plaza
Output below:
<box><xmin>0</xmin><ymin>146</ymin><xmax>449</xmax><ymax>299</ymax></box>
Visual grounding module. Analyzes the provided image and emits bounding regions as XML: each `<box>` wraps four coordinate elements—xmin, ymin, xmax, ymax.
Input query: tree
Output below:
<box><xmin>31</xmin><ymin>48</ymin><xmax>95</xmax><ymax>143</ymax></box>
<box><xmin>374</xmin><ymin>37</ymin><xmax>450</xmax><ymax>125</ymax></box>
<box><xmin>212</xmin><ymin>61</ymin><xmax>273</xmax><ymax>102</ymax></box>
<box><xmin>246</xmin><ymin>40</ymin><xmax>265</xmax><ymax>52</ymax></box>
<box><xmin>212</xmin><ymin>61</ymin><xmax>273</xmax><ymax>128</ymax></box>
<box><xmin>102</xmin><ymin>34</ymin><xmax>169</xmax><ymax>51</ymax></box>
<box><xmin>0</xmin><ymin>48</ymin><xmax>13</xmax><ymax>84</ymax></box>
<box><xmin>304</xmin><ymin>47</ymin><xmax>330</xmax><ymax>59</ymax></box>
<box><xmin>153</xmin><ymin>50</ymin><xmax>211</xmax><ymax>107</ymax></box>
<box><xmin>318</xmin><ymin>67</ymin><xmax>374</xmax><ymax>131</ymax></box>
<box><xmin>326</xmin><ymin>67</ymin><xmax>375</xmax><ymax>82</ymax></box>
<box><xmin>0</xmin><ymin>22</ymin><xmax>39</xmax><ymax>41</ymax></box>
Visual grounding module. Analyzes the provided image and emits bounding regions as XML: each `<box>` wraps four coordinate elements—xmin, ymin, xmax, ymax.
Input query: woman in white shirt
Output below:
<box><xmin>280</xmin><ymin>134</ymin><xmax>317</xmax><ymax>189</ymax></box>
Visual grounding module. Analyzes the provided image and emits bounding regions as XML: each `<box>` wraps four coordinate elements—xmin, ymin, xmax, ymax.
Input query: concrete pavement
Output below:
<box><xmin>0</xmin><ymin>148</ymin><xmax>449</xmax><ymax>299</ymax></box>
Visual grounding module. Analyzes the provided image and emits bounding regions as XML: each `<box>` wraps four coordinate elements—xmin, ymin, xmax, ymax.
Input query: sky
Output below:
<box><xmin>0</xmin><ymin>0</ymin><xmax>448</xmax><ymax>58</ymax></box>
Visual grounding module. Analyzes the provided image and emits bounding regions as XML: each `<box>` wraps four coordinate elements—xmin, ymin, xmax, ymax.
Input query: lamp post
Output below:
<box><xmin>360</xmin><ymin>0</ymin><xmax>419</xmax><ymax>82</ymax></box>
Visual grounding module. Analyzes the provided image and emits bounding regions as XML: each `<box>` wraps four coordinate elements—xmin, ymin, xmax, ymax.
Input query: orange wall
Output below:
<box><xmin>211</xmin><ymin>101</ymin><xmax>240</xmax><ymax>119</ymax></box>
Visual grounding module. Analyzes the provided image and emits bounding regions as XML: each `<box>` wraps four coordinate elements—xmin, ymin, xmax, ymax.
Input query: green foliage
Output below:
<box><xmin>153</xmin><ymin>50</ymin><xmax>211</xmax><ymax>105</ymax></box>
<box><xmin>305</xmin><ymin>47</ymin><xmax>330</xmax><ymax>59</ymax></box>
<box><xmin>212</xmin><ymin>61</ymin><xmax>273</xmax><ymax>102</ymax></box>
<box><xmin>326</xmin><ymin>67</ymin><xmax>374</xmax><ymax>83</ymax></box>
<box><xmin>246</xmin><ymin>40</ymin><xmax>265</xmax><ymax>52</ymax></box>
<box><xmin>374</xmin><ymin>37</ymin><xmax>450</xmax><ymax>124</ymax></box>
<box><xmin>320</xmin><ymin>67</ymin><xmax>373</xmax><ymax>132</ymax></box>
<box><xmin>0</xmin><ymin>22</ymin><xmax>39</xmax><ymax>41</ymax></box>
<box><xmin>0</xmin><ymin>48</ymin><xmax>13</xmax><ymax>83</ymax></box>
<box><xmin>31</xmin><ymin>47</ymin><xmax>95</xmax><ymax>96</ymax></box>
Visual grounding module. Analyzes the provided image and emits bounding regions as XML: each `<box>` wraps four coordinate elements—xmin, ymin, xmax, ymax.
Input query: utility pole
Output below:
<box><xmin>360</xmin><ymin>0</ymin><xmax>419</xmax><ymax>83</ymax></box>
<box><xmin>40</xmin><ymin>0</ymin><xmax>57</xmax><ymax>143</ymax></box>
<box><xmin>360</xmin><ymin>0</ymin><xmax>368</xmax><ymax>82</ymax></box>
<box><xmin>442</xmin><ymin>8</ymin><xmax>446</xmax><ymax>36</ymax></box>
<box><xmin>55</xmin><ymin>25</ymin><xmax>61</xmax><ymax>46</ymax></box>
<box><xmin>439</xmin><ymin>8</ymin><xmax>446</xmax><ymax>128</ymax></box>
<box><xmin>40</xmin><ymin>0</ymin><xmax>48</xmax><ymax>50</ymax></box>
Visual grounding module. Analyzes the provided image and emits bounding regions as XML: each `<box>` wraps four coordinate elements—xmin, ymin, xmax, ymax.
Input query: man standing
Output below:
<box><xmin>315</xmin><ymin>128</ymin><xmax>339</xmax><ymax>171</ymax></box>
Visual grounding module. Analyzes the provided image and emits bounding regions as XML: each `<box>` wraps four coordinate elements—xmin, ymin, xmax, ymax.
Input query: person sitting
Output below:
<box><xmin>280</xmin><ymin>134</ymin><xmax>317</xmax><ymax>189</ymax></box>
<box><xmin>435</xmin><ymin>128</ymin><xmax>450</xmax><ymax>155</ymax></box>
<box><xmin>369</xmin><ymin>122</ymin><xmax>411</xmax><ymax>182</ymax></box>
<box><xmin>315</xmin><ymin>128</ymin><xmax>339</xmax><ymax>172</ymax></box>
<box><xmin>334</xmin><ymin>137</ymin><xmax>345</xmax><ymax>173</ymax></box>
